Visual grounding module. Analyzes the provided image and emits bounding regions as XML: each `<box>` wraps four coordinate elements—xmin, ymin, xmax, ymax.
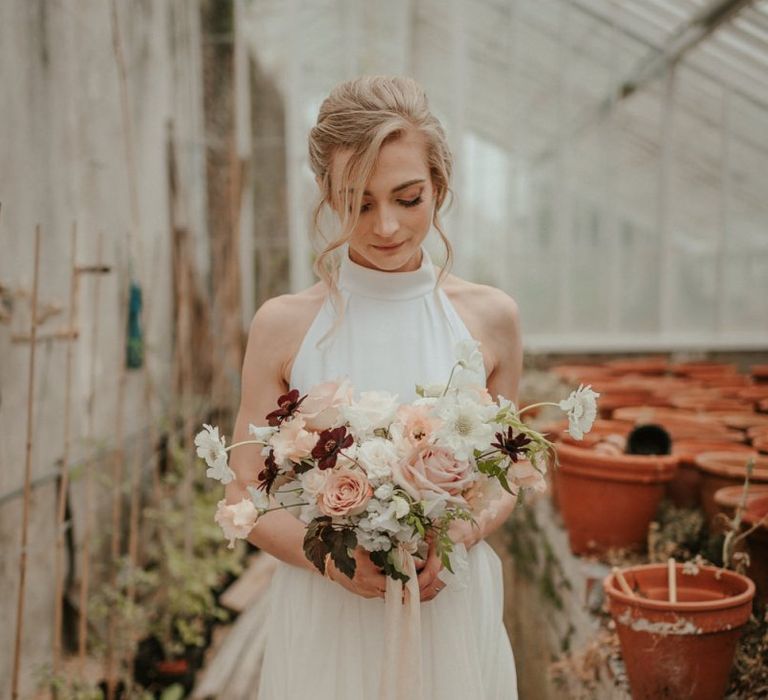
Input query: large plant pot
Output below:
<box><xmin>695</xmin><ymin>452</ymin><xmax>768</xmax><ymax>525</ymax></box>
<box><xmin>604</xmin><ymin>563</ymin><xmax>755</xmax><ymax>700</ymax></box>
<box><xmin>669</xmin><ymin>441</ymin><xmax>756</xmax><ymax>509</ymax></box>
<box><xmin>744</xmin><ymin>495</ymin><xmax>768</xmax><ymax>607</ymax></box>
<box><xmin>555</xmin><ymin>442</ymin><xmax>677</xmax><ymax>555</ymax></box>
<box><xmin>612</xmin><ymin>407</ymin><xmax>741</xmax><ymax>442</ymax></box>
<box><xmin>712</xmin><ymin>484</ymin><xmax>768</xmax><ymax>538</ymax></box>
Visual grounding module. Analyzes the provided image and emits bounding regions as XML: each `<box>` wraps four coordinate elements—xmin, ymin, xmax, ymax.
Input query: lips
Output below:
<box><xmin>372</xmin><ymin>241</ymin><xmax>405</xmax><ymax>250</ymax></box>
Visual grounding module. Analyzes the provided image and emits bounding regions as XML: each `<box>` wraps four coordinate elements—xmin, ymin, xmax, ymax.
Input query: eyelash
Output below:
<box><xmin>355</xmin><ymin>196</ymin><xmax>423</xmax><ymax>214</ymax></box>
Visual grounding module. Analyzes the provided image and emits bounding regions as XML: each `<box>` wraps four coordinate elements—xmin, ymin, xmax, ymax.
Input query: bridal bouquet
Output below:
<box><xmin>195</xmin><ymin>339</ymin><xmax>599</xmax><ymax>583</ymax></box>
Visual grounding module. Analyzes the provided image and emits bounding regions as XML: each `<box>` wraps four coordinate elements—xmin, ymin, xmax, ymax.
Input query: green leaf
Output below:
<box><xmin>327</xmin><ymin>528</ymin><xmax>357</xmax><ymax>580</ymax></box>
<box><xmin>370</xmin><ymin>549</ymin><xmax>411</xmax><ymax>584</ymax></box>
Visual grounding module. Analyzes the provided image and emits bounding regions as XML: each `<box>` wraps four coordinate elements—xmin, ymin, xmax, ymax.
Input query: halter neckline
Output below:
<box><xmin>338</xmin><ymin>244</ymin><xmax>437</xmax><ymax>301</ymax></box>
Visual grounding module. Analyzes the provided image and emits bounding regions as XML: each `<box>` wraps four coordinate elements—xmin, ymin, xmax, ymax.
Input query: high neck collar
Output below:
<box><xmin>338</xmin><ymin>244</ymin><xmax>437</xmax><ymax>300</ymax></box>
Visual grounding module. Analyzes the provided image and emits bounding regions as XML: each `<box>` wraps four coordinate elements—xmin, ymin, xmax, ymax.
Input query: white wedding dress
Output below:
<box><xmin>256</xmin><ymin>245</ymin><xmax>518</xmax><ymax>699</ymax></box>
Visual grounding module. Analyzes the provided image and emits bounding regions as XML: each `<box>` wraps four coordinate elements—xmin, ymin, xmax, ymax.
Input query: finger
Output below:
<box><xmin>417</xmin><ymin>556</ymin><xmax>442</xmax><ymax>591</ymax></box>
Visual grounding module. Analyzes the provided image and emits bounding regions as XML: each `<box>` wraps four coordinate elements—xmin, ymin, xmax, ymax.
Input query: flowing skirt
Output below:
<box><xmin>256</xmin><ymin>540</ymin><xmax>518</xmax><ymax>699</ymax></box>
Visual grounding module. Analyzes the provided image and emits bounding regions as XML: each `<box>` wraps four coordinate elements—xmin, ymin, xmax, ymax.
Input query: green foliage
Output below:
<box><xmin>370</xmin><ymin>549</ymin><xmax>410</xmax><ymax>584</ymax></box>
<box><xmin>139</xmin><ymin>431</ymin><xmax>243</xmax><ymax>658</ymax></box>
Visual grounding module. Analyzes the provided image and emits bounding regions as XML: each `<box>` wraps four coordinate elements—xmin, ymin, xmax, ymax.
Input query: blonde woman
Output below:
<box><xmin>226</xmin><ymin>75</ymin><xmax>520</xmax><ymax>699</ymax></box>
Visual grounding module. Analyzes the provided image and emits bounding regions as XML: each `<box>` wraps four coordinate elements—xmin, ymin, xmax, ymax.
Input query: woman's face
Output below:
<box><xmin>328</xmin><ymin>130</ymin><xmax>436</xmax><ymax>272</ymax></box>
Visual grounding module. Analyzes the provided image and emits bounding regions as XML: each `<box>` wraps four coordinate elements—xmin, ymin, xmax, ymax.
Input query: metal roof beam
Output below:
<box><xmin>533</xmin><ymin>0</ymin><xmax>758</xmax><ymax>165</ymax></box>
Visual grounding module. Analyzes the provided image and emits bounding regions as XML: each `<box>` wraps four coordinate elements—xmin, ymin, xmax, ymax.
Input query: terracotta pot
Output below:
<box><xmin>672</xmin><ymin>361</ymin><xmax>739</xmax><ymax>377</ymax></box>
<box><xmin>612</xmin><ymin>407</ymin><xmax>741</xmax><ymax>442</ymax></box>
<box><xmin>760</xmin><ymin>398</ymin><xmax>768</xmax><ymax>413</ymax></box>
<box><xmin>696</xmin><ymin>374</ymin><xmax>752</xmax><ymax>389</ymax></box>
<box><xmin>695</xmin><ymin>451</ymin><xmax>767</xmax><ymax>525</ymax></box>
<box><xmin>555</xmin><ymin>442</ymin><xmax>677</xmax><ymax>555</ymax></box>
<box><xmin>747</xmin><ymin>425</ymin><xmax>768</xmax><ymax>442</ymax></box>
<box><xmin>753</xmin><ymin>436</ymin><xmax>768</xmax><ymax>454</ymax></box>
<box><xmin>712</xmin><ymin>484</ymin><xmax>768</xmax><ymax>536</ymax></box>
<box><xmin>713</xmin><ymin>412</ymin><xmax>768</xmax><ymax>431</ymax></box>
<box><xmin>603</xmin><ymin>356</ymin><xmax>669</xmax><ymax>375</ymax></box>
<box><xmin>743</xmin><ymin>495</ymin><xmax>768</xmax><ymax>606</ymax></box>
<box><xmin>751</xmin><ymin>364</ymin><xmax>768</xmax><ymax>383</ymax></box>
<box><xmin>539</xmin><ymin>418</ymin><xmax>632</xmax><ymax>442</ymax></box>
<box><xmin>737</xmin><ymin>386</ymin><xmax>768</xmax><ymax>402</ymax></box>
<box><xmin>672</xmin><ymin>397</ymin><xmax>750</xmax><ymax>412</ymax></box>
<box><xmin>550</xmin><ymin>364</ymin><xmax>614</xmax><ymax>384</ymax></box>
<box><xmin>713</xmin><ymin>484</ymin><xmax>768</xmax><ymax>517</ymax></box>
<box><xmin>604</xmin><ymin>563</ymin><xmax>755</xmax><ymax>700</ymax></box>
<box><xmin>668</xmin><ymin>441</ymin><xmax>756</xmax><ymax>509</ymax></box>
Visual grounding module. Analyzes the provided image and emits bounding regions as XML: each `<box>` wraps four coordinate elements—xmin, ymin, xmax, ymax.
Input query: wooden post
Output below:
<box><xmin>53</xmin><ymin>222</ymin><xmax>78</xmax><ymax>674</ymax></box>
<box><xmin>11</xmin><ymin>225</ymin><xmax>42</xmax><ymax>700</ymax></box>
<box><xmin>78</xmin><ymin>231</ymin><xmax>106</xmax><ymax>675</ymax></box>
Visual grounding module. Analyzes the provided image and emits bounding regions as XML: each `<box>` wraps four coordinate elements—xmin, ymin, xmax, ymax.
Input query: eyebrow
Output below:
<box><xmin>345</xmin><ymin>179</ymin><xmax>426</xmax><ymax>196</ymax></box>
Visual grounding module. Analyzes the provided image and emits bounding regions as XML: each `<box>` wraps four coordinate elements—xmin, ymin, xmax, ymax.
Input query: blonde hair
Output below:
<box><xmin>307</xmin><ymin>75</ymin><xmax>455</xmax><ymax>336</ymax></box>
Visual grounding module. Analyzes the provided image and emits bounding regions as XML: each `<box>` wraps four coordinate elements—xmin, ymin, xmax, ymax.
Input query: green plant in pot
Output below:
<box><xmin>137</xmin><ymin>439</ymin><xmax>243</xmax><ymax>692</ymax></box>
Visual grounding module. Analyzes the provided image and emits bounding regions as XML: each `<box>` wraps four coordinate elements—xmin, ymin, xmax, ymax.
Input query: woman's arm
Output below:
<box><xmin>224</xmin><ymin>297</ymin><xmax>318</xmax><ymax>572</ymax></box>
<box><xmin>224</xmin><ymin>296</ymin><xmax>388</xmax><ymax>597</ymax></box>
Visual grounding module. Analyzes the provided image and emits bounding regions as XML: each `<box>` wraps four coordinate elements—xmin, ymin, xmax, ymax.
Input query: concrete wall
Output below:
<box><xmin>0</xmin><ymin>1</ymin><xmax>208</xmax><ymax>695</ymax></box>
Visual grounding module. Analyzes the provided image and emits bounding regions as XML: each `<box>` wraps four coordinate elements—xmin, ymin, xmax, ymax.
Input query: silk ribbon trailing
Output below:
<box><xmin>379</xmin><ymin>546</ymin><xmax>422</xmax><ymax>700</ymax></box>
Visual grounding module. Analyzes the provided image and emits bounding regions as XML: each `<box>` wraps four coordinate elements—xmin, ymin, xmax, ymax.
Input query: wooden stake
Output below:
<box><xmin>11</xmin><ymin>224</ymin><xmax>42</xmax><ymax>700</ymax></box>
<box><xmin>612</xmin><ymin>567</ymin><xmax>636</xmax><ymax>598</ymax></box>
<box><xmin>104</xmin><ymin>262</ymin><xmax>130</xmax><ymax>700</ymax></box>
<box><xmin>668</xmin><ymin>558</ymin><xmax>678</xmax><ymax>603</ymax></box>
<box><xmin>78</xmin><ymin>231</ymin><xmax>106</xmax><ymax>675</ymax></box>
<box><xmin>53</xmin><ymin>222</ymin><xmax>78</xmax><ymax>674</ymax></box>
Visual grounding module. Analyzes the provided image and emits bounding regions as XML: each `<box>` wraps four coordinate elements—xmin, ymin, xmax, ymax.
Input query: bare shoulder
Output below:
<box><xmin>441</xmin><ymin>272</ymin><xmax>520</xmax><ymax>335</ymax></box>
<box><xmin>440</xmin><ymin>271</ymin><xmax>521</xmax><ymax>383</ymax></box>
<box><xmin>246</xmin><ymin>281</ymin><xmax>328</xmax><ymax>385</ymax></box>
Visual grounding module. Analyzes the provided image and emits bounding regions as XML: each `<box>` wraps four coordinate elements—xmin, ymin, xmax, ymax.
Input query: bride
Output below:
<box><xmin>225</xmin><ymin>75</ymin><xmax>521</xmax><ymax>699</ymax></box>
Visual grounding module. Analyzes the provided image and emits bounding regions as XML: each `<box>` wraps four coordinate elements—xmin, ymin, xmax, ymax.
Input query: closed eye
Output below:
<box><xmin>357</xmin><ymin>195</ymin><xmax>423</xmax><ymax>214</ymax></box>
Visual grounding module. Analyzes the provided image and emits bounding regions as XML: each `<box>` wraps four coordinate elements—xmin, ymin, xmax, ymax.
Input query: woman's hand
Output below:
<box><xmin>447</xmin><ymin>517</ymin><xmax>483</xmax><ymax>550</ymax></box>
<box><xmin>325</xmin><ymin>548</ymin><xmax>388</xmax><ymax>599</ymax></box>
<box><xmin>417</xmin><ymin>537</ymin><xmax>446</xmax><ymax>602</ymax></box>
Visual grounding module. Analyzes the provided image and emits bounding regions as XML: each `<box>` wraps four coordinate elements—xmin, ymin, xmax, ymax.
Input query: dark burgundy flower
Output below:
<box><xmin>265</xmin><ymin>389</ymin><xmax>306</xmax><ymax>427</ymax></box>
<box><xmin>258</xmin><ymin>449</ymin><xmax>280</xmax><ymax>492</ymax></box>
<box><xmin>491</xmin><ymin>427</ymin><xmax>531</xmax><ymax>463</ymax></box>
<box><xmin>311</xmin><ymin>427</ymin><xmax>354</xmax><ymax>470</ymax></box>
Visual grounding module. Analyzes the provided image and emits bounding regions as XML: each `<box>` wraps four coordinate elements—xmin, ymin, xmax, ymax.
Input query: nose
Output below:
<box><xmin>372</xmin><ymin>204</ymin><xmax>399</xmax><ymax>238</ymax></box>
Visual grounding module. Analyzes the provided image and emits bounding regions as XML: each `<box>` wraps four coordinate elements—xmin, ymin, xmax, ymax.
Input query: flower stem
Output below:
<box><xmin>517</xmin><ymin>401</ymin><xmax>559</xmax><ymax>416</ymax></box>
<box><xmin>441</xmin><ymin>362</ymin><xmax>462</xmax><ymax>397</ymax></box>
<box><xmin>225</xmin><ymin>438</ymin><xmax>267</xmax><ymax>452</ymax></box>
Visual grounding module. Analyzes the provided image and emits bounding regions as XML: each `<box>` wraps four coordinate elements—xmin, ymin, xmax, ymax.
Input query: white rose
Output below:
<box><xmin>343</xmin><ymin>391</ymin><xmax>399</xmax><ymax>436</ymax></box>
<box><xmin>357</xmin><ymin>437</ymin><xmax>399</xmax><ymax>481</ymax></box>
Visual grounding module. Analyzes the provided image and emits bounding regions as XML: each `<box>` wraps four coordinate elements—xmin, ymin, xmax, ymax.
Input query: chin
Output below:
<box><xmin>356</xmin><ymin>240</ymin><xmax>423</xmax><ymax>272</ymax></box>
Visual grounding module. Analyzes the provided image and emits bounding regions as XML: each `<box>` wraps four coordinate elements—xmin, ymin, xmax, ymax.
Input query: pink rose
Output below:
<box><xmin>299</xmin><ymin>379</ymin><xmax>353</xmax><ymax>431</ymax></box>
<box><xmin>214</xmin><ymin>497</ymin><xmax>258</xmax><ymax>549</ymax></box>
<box><xmin>395</xmin><ymin>404</ymin><xmax>442</xmax><ymax>447</ymax></box>
<box><xmin>317</xmin><ymin>467</ymin><xmax>373</xmax><ymax>517</ymax></box>
<box><xmin>271</xmin><ymin>416</ymin><xmax>318</xmax><ymax>464</ymax></box>
<box><xmin>393</xmin><ymin>444</ymin><xmax>474</xmax><ymax>504</ymax></box>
